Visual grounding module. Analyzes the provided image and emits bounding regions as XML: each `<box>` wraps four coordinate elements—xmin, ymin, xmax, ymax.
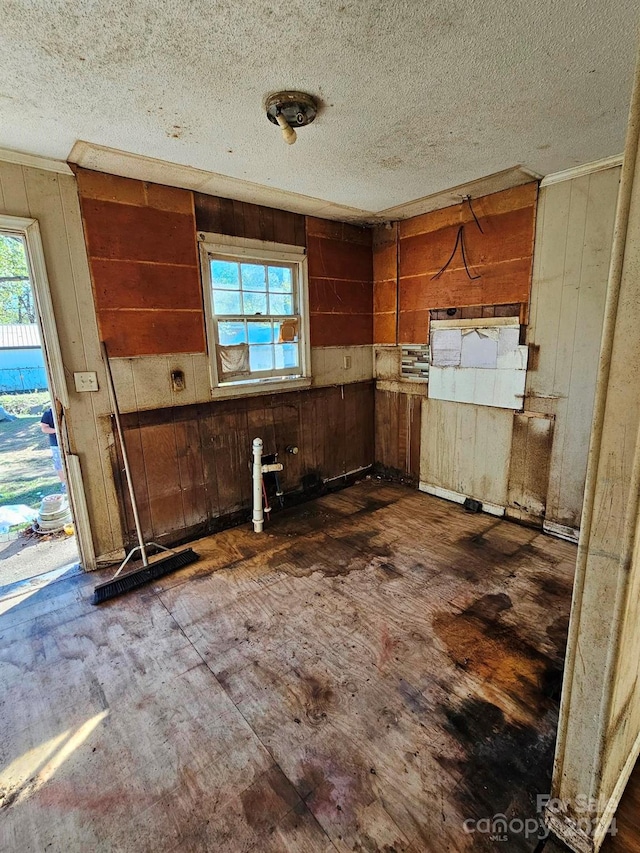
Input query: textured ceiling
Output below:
<box><xmin>0</xmin><ymin>0</ymin><xmax>637</xmax><ymax>212</ymax></box>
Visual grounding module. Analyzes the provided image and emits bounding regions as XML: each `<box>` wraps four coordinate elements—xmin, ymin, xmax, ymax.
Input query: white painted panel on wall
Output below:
<box><xmin>420</xmin><ymin>396</ymin><xmax>514</xmax><ymax>508</ymax></box>
<box><xmin>429</xmin><ymin>351</ymin><xmax>528</xmax><ymax>409</ymax></box>
<box><xmin>430</xmin><ymin>318</ymin><xmax>527</xmax><ymax>409</ymax></box>
<box><xmin>525</xmin><ymin>165</ymin><xmax>620</xmax><ymax>529</ymax></box>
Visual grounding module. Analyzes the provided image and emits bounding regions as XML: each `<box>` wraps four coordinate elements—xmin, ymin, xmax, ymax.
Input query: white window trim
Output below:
<box><xmin>198</xmin><ymin>232</ymin><xmax>312</xmax><ymax>399</ymax></box>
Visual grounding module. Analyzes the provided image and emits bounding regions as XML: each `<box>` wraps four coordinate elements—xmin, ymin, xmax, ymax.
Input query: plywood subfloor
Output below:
<box><xmin>0</xmin><ymin>480</ymin><xmax>578</xmax><ymax>852</ymax></box>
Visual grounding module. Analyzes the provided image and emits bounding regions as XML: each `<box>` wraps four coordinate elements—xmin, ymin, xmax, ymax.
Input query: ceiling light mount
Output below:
<box><xmin>266</xmin><ymin>91</ymin><xmax>317</xmax><ymax>145</ymax></box>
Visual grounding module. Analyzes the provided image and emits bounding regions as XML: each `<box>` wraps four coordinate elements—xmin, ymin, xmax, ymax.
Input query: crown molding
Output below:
<box><xmin>68</xmin><ymin>141</ymin><xmax>371</xmax><ymax>223</ymax></box>
<box><xmin>376</xmin><ymin>166</ymin><xmax>541</xmax><ymax>221</ymax></box>
<box><xmin>5</xmin><ymin>139</ymin><xmax>622</xmax><ymax>224</ymax></box>
<box><xmin>540</xmin><ymin>154</ymin><xmax>623</xmax><ymax>187</ymax></box>
<box><xmin>0</xmin><ymin>146</ymin><xmax>73</xmax><ymax>175</ymax></box>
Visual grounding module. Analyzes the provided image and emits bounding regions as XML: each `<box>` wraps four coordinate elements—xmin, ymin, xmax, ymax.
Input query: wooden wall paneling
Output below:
<box><xmin>308</xmin><ymin>387</ymin><xmax>326</xmax><ymax>479</ymax></box>
<box><xmin>209</xmin><ymin>404</ymin><xmax>237</xmax><ymax>517</ymax></box>
<box><xmin>397</xmin><ymin>394</ymin><xmax>409</xmax><ymax>474</ymax></box>
<box><xmin>197</xmin><ymin>403</ymin><xmax>222</xmax><ymax>523</ymax></box>
<box><xmin>373</xmin><ymin>389</ymin><xmax>385</xmax><ymax>470</ymax></box>
<box><xmin>325</xmin><ymin>385</ymin><xmax>347</xmax><ymax>479</ymax></box>
<box><xmin>193</xmin><ymin>192</ymin><xmax>306</xmax><ymax>247</ymax></box>
<box><xmin>90</xmin><ymin>259</ymin><xmax>203</xmax><ymax>311</ymax></box>
<box><xmin>111</xmin><ymin>384</ymin><xmax>374</xmax><ymax>545</ymax></box>
<box><xmin>306</xmin><ymin>216</ymin><xmax>373</xmax><ymax>347</ymax></box>
<box><xmin>344</xmin><ymin>382</ymin><xmax>364</xmax><ymax>473</ymax></box>
<box><xmin>374</xmin><ymin>390</ymin><xmax>388</xmax><ymax>469</ymax></box>
<box><xmin>80</xmin><ymin>198</ymin><xmax>197</xmax><ymax>264</ymax></box>
<box><xmin>234</xmin><ymin>402</ymin><xmax>252</xmax><ymax>511</ymax></box>
<box><xmin>98</xmin><ymin>309</ymin><xmax>206</xmax><ymax>358</ymax></box>
<box><xmin>453</xmin><ymin>401</ymin><xmax>477</xmax><ymax>496</ymax></box>
<box><xmin>76</xmin><ymin>168</ymin><xmax>205</xmax><ymax>358</ymax></box>
<box><xmin>56</xmin><ymin>174</ymin><xmax>126</xmax><ymax>558</ymax></box>
<box><xmin>408</xmin><ymin>394</ymin><xmax>422</xmax><ymax>481</ymax></box>
<box><xmin>212</xmin><ymin>402</ymin><xmax>250</xmax><ymax>516</ymax></box>
<box><xmin>119</xmin><ymin>416</ymin><xmax>154</xmax><ymax>544</ymax></box>
<box><xmin>246</xmin><ymin>397</ymin><xmax>276</xmax><ymax>456</ymax></box>
<box><xmin>373</xmin><ymin>224</ymin><xmax>398</xmax><ymax>345</ymax></box>
<box><xmin>173</xmin><ymin>405</ymin><xmax>208</xmax><ymax>531</ymax></box>
<box><xmin>506</xmin><ymin>413</ymin><xmax>554</xmax><ymax>526</ymax></box>
<box><xmin>297</xmin><ymin>391</ymin><xmax>317</xmax><ymax>487</ymax></box>
<box><xmin>359</xmin><ymin>381</ymin><xmax>375</xmax><ymax>470</ymax></box>
<box><xmin>375</xmin><ymin>389</ymin><xmax>400</xmax><ymax>473</ymax></box>
<box><xmin>273</xmin><ymin>400</ymin><xmax>302</xmax><ymax>489</ymax></box>
<box><xmin>420</xmin><ymin>398</ymin><xmax>514</xmax><ymax>508</ymax></box>
<box><xmin>525</xmin><ymin>167</ymin><xmax>620</xmax><ymax>530</ymax></box>
<box><xmin>555</xmin><ymin>169</ymin><xmax>618</xmax><ymax>522</ymax></box>
<box><xmin>0</xmin><ymin>162</ymin><xmax>123</xmax><ymax>560</ymax></box>
<box><xmin>397</xmin><ymin>183</ymin><xmax>537</xmax><ymax>344</ymax></box>
<box><xmin>138</xmin><ymin>408</ymin><xmax>186</xmax><ymax>539</ymax></box>
<box><xmin>23</xmin><ymin>168</ymin><xmax>118</xmax><ymax>553</ymax></box>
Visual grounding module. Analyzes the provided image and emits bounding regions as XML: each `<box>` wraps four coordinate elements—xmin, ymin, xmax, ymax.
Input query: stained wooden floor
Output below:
<box><xmin>0</xmin><ymin>480</ymin><xmax>578</xmax><ymax>852</ymax></box>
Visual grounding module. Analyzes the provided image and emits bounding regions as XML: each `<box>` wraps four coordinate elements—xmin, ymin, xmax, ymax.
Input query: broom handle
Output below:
<box><xmin>101</xmin><ymin>342</ymin><xmax>149</xmax><ymax>567</ymax></box>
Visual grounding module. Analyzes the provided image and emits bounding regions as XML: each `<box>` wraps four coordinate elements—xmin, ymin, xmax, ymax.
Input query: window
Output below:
<box><xmin>199</xmin><ymin>235</ymin><xmax>310</xmax><ymax>393</ymax></box>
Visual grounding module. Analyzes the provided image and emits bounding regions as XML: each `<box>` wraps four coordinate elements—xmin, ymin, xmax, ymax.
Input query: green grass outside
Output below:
<box><xmin>0</xmin><ymin>391</ymin><xmax>59</xmax><ymax>510</ymax></box>
<box><xmin>0</xmin><ymin>390</ymin><xmax>51</xmax><ymax>416</ymax></box>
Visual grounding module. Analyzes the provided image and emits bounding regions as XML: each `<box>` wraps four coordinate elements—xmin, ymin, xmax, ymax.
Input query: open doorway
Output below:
<box><xmin>0</xmin><ymin>228</ymin><xmax>78</xmax><ymax>587</ymax></box>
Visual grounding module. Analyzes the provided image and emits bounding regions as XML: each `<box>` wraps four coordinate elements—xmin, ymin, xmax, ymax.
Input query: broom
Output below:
<box><xmin>93</xmin><ymin>342</ymin><xmax>198</xmax><ymax>604</ymax></box>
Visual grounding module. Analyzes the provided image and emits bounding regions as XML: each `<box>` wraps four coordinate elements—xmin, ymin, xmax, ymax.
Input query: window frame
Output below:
<box><xmin>198</xmin><ymin>232</ymin><xmax>311</xmax><ymax>398</ymax></box>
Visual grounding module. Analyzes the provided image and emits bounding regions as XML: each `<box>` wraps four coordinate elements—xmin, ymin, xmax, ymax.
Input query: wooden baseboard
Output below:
<box><xmin>418</xmin><ymin>482</ymin><xmax>506</xmax><ymax>517</ymax></box>
<box><xmin>543</xmin><ymin>520</ymin><xmax>580</xmax><ymax>543</ymax></box>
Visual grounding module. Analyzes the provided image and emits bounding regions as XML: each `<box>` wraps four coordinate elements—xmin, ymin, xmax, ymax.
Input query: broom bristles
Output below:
<box><xmin>93</xmin><ymin>548</ymin><xmax>199</xmax><ymax>604</ymax></box>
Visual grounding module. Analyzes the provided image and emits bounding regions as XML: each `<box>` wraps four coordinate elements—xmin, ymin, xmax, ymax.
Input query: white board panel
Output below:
<box><xmin>429</xmin><ymin>348</ymin><xmax>527</xmax><ymax>409</ymax></box>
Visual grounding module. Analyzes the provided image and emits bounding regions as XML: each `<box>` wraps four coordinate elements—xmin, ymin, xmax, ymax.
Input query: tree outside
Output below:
<box><xmin>0</xmin><ymin>233</ymin><xmax>35</xmax><ymax>324</ymax></box>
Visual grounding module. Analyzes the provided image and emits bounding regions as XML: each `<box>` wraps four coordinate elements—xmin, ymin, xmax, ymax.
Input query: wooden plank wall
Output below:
<box><xmin>373</xmin><ymin>224</ymin><xmax>398</xmax><ymax>344</ymax></box>
<box><xmin>194</xmin><ymin>193</ymin><xmax>306</xmax><ymax>246</ymax></box>
<box><xmin>75</xmin><ymin>168</ymin><xmax>206</xmax><ymax>357</ymax></box>
<box><xmin>373</xmin><ymin>183</ymin><xmax>538</xmax><ymax>492</ymax></box>
<box><xmin>506</xmin><ymin>412</ymin><xmax>555</xmax><ymax>525</ymax></box>
<box><xmin>374</xmin><ymin>388</ymin><xmax>421</xmax><ymax>481</ymax></box>
<box><xmin>70</xmin><ymin>168</ymin><xmax>378</xmax><ymax>550</ymax></box>
<box><xmin>420</xmin><ymin>397</ymin><xmax>515</xmax><ymax>508</ymax></box>
<box><xmin>77</xmin><ymin>170</ymin><xmax>373</xmax><ymax>357</ymax></box>
<box><xmin>306</xmin><ymin>217</ymin><xmax>373</xmax><ymax>346</ymax></box>
<box><xmin>0</xmin><ymin>162</ymin><xmax>123</xmax><ymax>560</ymax></box>
<box><xmin>397</xmin><ymin>182</ymin><xmax>537</xmax><ymax>343</ymax></box>
<box><xmin>525</xmin><ymin>166</ymin><xmax>620</xmax><ymax>529</ymax></box>
<box><xmin>115</xmin><ymin>382</ymin><xmax>375</xmax><ymax>546</ymax></box>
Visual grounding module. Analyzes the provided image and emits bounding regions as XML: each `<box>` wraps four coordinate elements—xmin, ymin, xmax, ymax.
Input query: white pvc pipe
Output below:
<box><xmin>252</xmin><ymin>437</ymin><xmax>264</xmax><ymax>532</ymax></box>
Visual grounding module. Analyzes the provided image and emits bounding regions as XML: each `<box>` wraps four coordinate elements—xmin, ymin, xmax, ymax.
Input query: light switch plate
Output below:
<box><xmin>74</xmin><ymin>371</ymin><xmax>99</xmax><ymax>392</ymax></box>
<box><xmin>343</xmin><ymin>355</ymin><xmax>352</xmax><ymax>369</ymax></box>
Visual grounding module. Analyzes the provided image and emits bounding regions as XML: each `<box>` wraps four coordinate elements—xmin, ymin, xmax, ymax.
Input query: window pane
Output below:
<box><xmin>268</xmin><ymin>266</ymin><xmax>293</xmax><ymax>293</ymax></box>
<box><xmin>218</xmin><ymin>320</ymin><xmax>246</xmax><ymax>346</ymax></box>
<box><xmin>240</xmin><ymin>263</ymin><xmax>267</xmax><ymax>291</ymax></box>
<box><xmin>243</xmin><ymin>291</ymin><xmax>268</xmax><ymax>314</ymax></box>
<box><xmin>211</xmin><ymin>260</ymin><xmax>239</xmax><ymax>289</ymax></box>
<box><xmin>274</xmin><ymin>343</ymin><xmax>298</xmax><ymax>369</ymax></box>
<box><xmin>249</xmin><ymin>345</ymin><xmax>273</xmax><ymax>372</ymax></box>
<box><xmin>247</xmin><ymin>321</ymin><xmax>272</xmax><ymax>344</ymax></box>
<box><xmin>213</xmin><ymin>289</ymin><xmax>242</xmax><ymax>314</ymax></box>
<box><xmin>269</xmin><ymin>293</ymin><xmax>293</xmax><ymax>315</ymax></box>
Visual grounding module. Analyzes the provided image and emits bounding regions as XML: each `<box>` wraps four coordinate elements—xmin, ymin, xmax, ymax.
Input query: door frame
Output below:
<box><xmin>0</xmin><ymin>213</ymin><xmax>95</xmax><ymax>570</ymax></box>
